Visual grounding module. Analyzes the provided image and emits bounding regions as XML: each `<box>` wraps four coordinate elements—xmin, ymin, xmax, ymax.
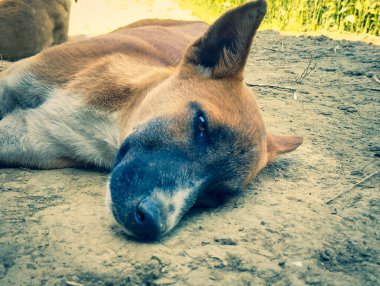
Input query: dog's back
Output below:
<box><xmin>26</xmin><ymin>20</ymin><xmax>208</xmax><ymax>85</ymax></box>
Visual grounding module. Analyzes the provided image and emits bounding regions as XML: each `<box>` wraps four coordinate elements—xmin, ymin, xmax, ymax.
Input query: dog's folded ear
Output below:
<box><xmin>266</xmin><ymin>133</ymin><xmax>303</xmax><ymax>164</ymax></box>
<box><xmin>182</xmin><ymin>0</ymin><xmax>267</xmax><ymax>79</ymax></box>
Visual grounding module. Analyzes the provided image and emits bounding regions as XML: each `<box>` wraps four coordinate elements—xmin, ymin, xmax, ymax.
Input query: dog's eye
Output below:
<box><xmin>198</xmin><ymin>115</ymin><xmax>206</xmax><ymax>132</ymax></box>
<box><xmin>194</xmin><ymin>111</ymin><xmax>208</xmax><ymax>143</ymax></box>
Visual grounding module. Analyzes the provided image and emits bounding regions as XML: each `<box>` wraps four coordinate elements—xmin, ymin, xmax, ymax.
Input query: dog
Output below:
<box><xmin>0</xmin><ymin>0</ymin><xmax>72</xmax><ymax>61</ymax></box>
<box><xmin>0</xmin><ymin>0</ymin><xmax>302</xmax><ymax>239</ymax></box>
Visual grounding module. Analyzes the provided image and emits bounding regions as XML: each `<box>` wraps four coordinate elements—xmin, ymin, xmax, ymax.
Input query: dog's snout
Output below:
<box><xmin>131</xmin><ymin>197</ymin><xmax>165</xmax><ymax>240</ymax></box>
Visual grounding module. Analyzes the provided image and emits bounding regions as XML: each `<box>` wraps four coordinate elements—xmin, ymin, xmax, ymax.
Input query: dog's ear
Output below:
<box><xmin>182</xmin><ymin>0</ymin><xmax>267</xmax><ymax>79</ymax></box>
<box><xmin>266</xmin><ymin>133</ymin><xmax>303</xmax><ymax>164</ymax></box>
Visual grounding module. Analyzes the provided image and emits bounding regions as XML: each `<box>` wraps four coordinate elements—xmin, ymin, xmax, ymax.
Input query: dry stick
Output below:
<box><xmin>301</xmin><ymin>60</ymin><xmax>313</xmax><ymax>76</ymax></box>
<box><xmin>295</xmin><ymin>59</ymin><xmax>317</xmax><ymax>83</ymax></box>
<box><xmin>247</xmin><ymin>60</ymin><xmax>317</xmax><ymax>93</ymax></box>
<box><xmin>325</xmin><ymin>172</ymin><xmax>379</xmax><ymax>205</ymax></box>
<box><xmin>246</xmin><ymin>83</ymin><xmax>296</xmax><ymax>93</ymax></box>
<box><xmin>295</xmin><ymin>62</ymin><xmax>310</xmax><ymax>83</ymax></box>
<box><xmin>372</xmin><ymin>74</ymin><xmax>380</xmax><ymax>84</ymax></box>
<box><xmin>262</xmin><ymin>47</ymin><xmax>278</xmax><ymax>52</ymax></box>
<box><xmin>0</xmin><ymin>54</ymin><xmax>5</xmax><ymax>72</ymax></box>
<box><xmin>300</xmin><ymin>61</ymin><xmax>317</xmax><ymax>83</ymax></box>
<box><xmin>65</xmin><ymin>281</ymin><xmax>84</xmax><ymax>286</ymax></box>
<box><xmin>361</xmin><ymin>163</ymin><xmax>375</xmax><ymax>172</ymax></box>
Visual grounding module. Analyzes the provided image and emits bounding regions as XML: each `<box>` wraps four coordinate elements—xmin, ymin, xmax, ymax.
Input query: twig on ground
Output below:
<box><xmin>370</xmin><ymin>88</ymin><xmax>380</xmax><ymax>92</ymax></box>
<box><xmin>246</xmin><ymin>83</ymin><xmax>296</xmax><ymax>93</ymax></box>
<box><xmin>372</xmin><ymin>74</ymin><xmax>380</xmax><ymax>84</ymax></box>
<box><xmin>262</xmin><ymin>47</ymin><xmax>278</xmax><ymax>52</ymax></box>
<box><xmin>361</xmin><ymin>163</ymin><xmax>375</xmax><ymax>172</ymax></box>
<box><xmin>0</xmin><ymin>54</ymin><xmax>5</xmax><ymax>72</ymax></box>
<box><xmin>295</xmin><ymin>59</ymin><xmax>317</xmax><ymax>83</ymax></box>
<box><xmin>325</xmin><ymin>172</ymin><xmax>379</xmax><ymax>205</ymax></box>
<box><xmin>66</xmin><ymin>281</ymin><xmax>84</xmax><ymax>286</ymax></box>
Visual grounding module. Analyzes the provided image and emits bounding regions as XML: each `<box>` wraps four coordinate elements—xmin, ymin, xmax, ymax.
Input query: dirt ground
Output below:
<box><xmin>1</xmin><ymin>1</ymin><xmax>380</xmax><ymax>286</ymax></box>
<box><xmin>68</xmin><ymin>0</ymin><xmax>197</xmax><ymax>36</ymax></box>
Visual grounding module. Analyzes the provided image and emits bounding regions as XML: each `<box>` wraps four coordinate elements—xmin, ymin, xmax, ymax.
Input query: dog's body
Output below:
<box><xmin>0</xmin><ymin>0</ymin><xmax>71</xmax><ymax>61</ymax></box>
<box><xmin>0</xmin><ymin>19</ymin><xmax>207</xmax><ymax>169</ymax></box>
<box><xmin>0</xmin><ymin>0</ymin><xmax>302</xmax><ymax>239</ymax></box>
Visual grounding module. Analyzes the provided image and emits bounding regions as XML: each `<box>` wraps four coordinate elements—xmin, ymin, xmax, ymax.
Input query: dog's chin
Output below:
<box><xmin>104</xmin><ymin>183</ymin><xmax>130</xmax><ymax>233</ymax></box>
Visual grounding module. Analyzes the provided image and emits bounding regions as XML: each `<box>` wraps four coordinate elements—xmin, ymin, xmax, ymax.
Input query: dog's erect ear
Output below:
<box><xmin>266</xmin><ymin>133</ymin><xmax>303</xmax><ymax>164</ymax></box>
<box><xmin>182</xmin><ymin>0</ymin><xmax>267</xmax><ymax>79</ymax></box>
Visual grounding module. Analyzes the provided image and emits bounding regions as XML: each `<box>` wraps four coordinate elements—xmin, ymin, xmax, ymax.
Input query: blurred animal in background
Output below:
<box><xmin>0</xmin><ymin>0</ymin><xmax>72</xmax><ymax>61</ymax></box>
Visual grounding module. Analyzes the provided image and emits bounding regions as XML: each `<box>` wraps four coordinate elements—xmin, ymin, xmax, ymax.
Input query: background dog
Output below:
<box><xmin>0</xmin><ymin>0</ymin><xmax>72</xmax><ymax>61</ymax></box>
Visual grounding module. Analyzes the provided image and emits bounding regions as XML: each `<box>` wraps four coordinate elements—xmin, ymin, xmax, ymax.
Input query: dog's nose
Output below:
<box><xmin>132</xmin><ymin>197</ymin><xmax>165</xmax><ymax>239</ymax></box>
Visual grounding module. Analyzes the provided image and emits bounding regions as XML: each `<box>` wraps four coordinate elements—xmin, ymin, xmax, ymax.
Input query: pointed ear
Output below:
<box><xmin>266</xmin><ymin>133</ymin><xmax>303</xmax><ymax>164</ymax></box>
<box><xmin>182</xmin><ymin>0</ymin><xmax>267</xmax><ymax>78</ymax></box>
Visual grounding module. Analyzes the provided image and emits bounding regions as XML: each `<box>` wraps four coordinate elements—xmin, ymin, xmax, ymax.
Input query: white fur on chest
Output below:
<box><xmin>25</xmin><ymin>89</ymin><xmax>120</xmax><ymax>168</ymax></box>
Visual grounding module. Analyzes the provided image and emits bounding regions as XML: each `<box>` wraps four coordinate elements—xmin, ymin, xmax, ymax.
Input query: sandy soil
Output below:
<box><xmin>1</xmin><ymin>1</ymin><xmax>380</xmax><ymax>285</ymax></box>
<box><xmin>68</xmin><ymin>0</ymin><xmax>197</xmax><ymax>36</ymax></box>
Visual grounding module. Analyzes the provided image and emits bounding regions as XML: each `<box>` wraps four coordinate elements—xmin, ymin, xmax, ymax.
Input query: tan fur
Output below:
<box><xmin>0</xmin><ymin>0</ymin><xmax>71</xmax><ymax>61</ymax></box>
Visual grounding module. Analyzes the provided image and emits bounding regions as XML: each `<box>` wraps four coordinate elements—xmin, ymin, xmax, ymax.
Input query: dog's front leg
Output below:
<box><xmin>0</xmin><ymin>96</ymin><xmax>120</xmax><ymax>169</ymax></box>
<box><xmin>0</xmin><ymin>79</ymin><xmax>17</xmax><ymax>120</ymax></box>
<box><xmin>0</xmin><ymin>109</ymin><xmax>73</xmax><ymax>169</ymax></box>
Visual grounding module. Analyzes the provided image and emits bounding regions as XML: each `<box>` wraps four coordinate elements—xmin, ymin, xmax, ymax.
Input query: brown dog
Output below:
<box><xmin>0</xmin><ymin>0</ymin><xmax>302</xmax><ymax>239</ymax></box>
<box><xmin>0</xmin><ymin>0</ymin><xmax>71</xmax><ymax>61</ymax></box>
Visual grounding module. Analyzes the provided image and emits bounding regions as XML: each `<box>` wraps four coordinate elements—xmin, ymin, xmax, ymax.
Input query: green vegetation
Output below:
<box><xmin>178</xmin><ymin>0</ymin><xmax>380</xmax><ymax>36</ymax></box>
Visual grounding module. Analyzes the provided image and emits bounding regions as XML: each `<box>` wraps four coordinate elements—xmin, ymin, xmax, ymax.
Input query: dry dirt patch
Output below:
<box><xmin>68</xmin><ymin>0</ymin><xmax>197</xmax><ymax>36</ymax></box>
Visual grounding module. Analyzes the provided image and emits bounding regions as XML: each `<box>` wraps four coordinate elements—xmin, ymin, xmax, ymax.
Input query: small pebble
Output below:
<box><xmin>369</xmin><ymin>146</ymin><xmax>380</xmax><ymax>152</ymax></box>
<box><xmin>344</xmin><ymin>70</ymin><xmax>365</xmax><ymax>76</ymax></box>
<box><xmin>350</xmin><ymin>170</ymin><xmax>363</xmax><ymax>176</ymax></box>
<box><xmin>292</xmin><ymin>261</ymin><xmax>303</xmax><ymax>267</ymax></box>
<box><xmin>66</xmin><ymin>281</ymin><xmax>84</xmax><ymax>286</ymax></box>
<box><xmin>323</xmin><ymin>68</ymin><xmax>337</xmax><ymax>72</ymax></box>
<box><xmin>151</xmin><ymin>278</ymin><xmax>176</xmax><ymax>286</ymax></box>
<box><xmin>26</xmin><ymin>262</ymin><xmax>37</xmax><ymax>270</ymax></box>
<box><xmin>201</xmin><ymin>239</ymin><xmax>211</xmax><ymax>246</ymax></box>
<box><xmin>337</xmin><ymin>106</ymin><xmax>357</xmax><ymax>113</ymax></box>
<box><xmin>214</xmin><ymin>238</ymin><xmax>238</xmax><ymax>245</ymax></box>
<box><xmin>209</xmin><ymin>275</ymin><xmax>217</xmax><ymax>281</ymax></box>
<box><xmin>320</xmin><ymin>250</ymin><xmax>333</xmax><ymax>262</ymax></box>
<box><xmin>319</xmin><ymin>111</ymin><xmax>333</xmax><ymax>116</ymax></box>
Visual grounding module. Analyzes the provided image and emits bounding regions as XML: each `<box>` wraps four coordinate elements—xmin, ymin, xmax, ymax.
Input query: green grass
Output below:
<box><xmin>177</xmin><ymin>0</ymin><xmax>380</xmax><ymax>36</ymax></box>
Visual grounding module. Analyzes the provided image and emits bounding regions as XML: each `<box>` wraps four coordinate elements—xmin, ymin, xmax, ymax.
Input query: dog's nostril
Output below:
<box><xmin>131</xmin><ymin>197</ymin><xmax>165</xmax><ymax>239</ymax></box>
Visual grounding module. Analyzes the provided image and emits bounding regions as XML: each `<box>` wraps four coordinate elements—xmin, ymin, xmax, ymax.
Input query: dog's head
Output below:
<box><xmin>108</xmin><ymin>0</ymin><xmax>302</xmax><ymax>240</ymax></box>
